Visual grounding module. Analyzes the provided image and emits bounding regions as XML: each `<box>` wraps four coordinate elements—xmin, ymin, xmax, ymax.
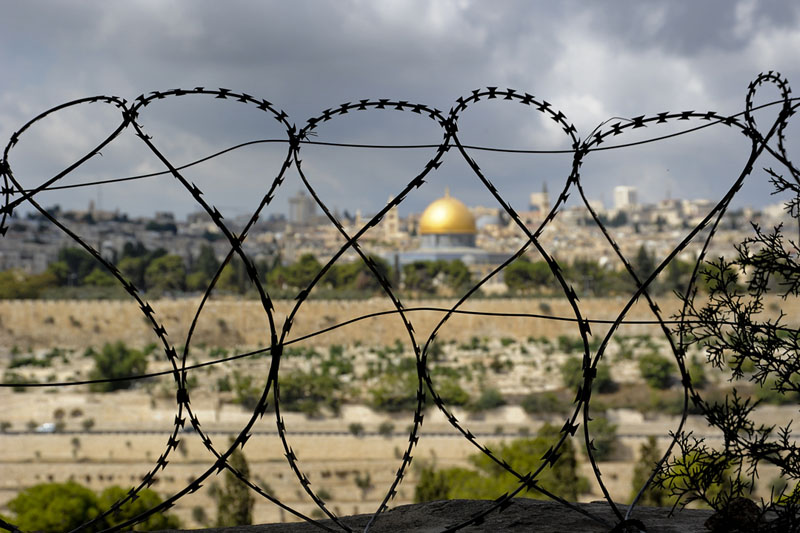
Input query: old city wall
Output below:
<box><xmin>1</xmin><ymin>295</ymin><xmax>795</xmax><ymax>351</ymax></box>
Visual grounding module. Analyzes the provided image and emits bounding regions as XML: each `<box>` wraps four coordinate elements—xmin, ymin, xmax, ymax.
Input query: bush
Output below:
<box><xmin>378</xmin><ymin>421</ymin><xmax>395</xmax><ymax>437</ymax></box>
<box><xmin>4</xmin><ymin>371</ymin><xmax>31</xmax><ymax>392</ymax></box>
<box><xmin>88</xmin><ymin>341</ymin><xmax>147</xmax><ymax>392</ymax></box>
<box><xmin>216</xmin><ymin>374</ymin><xmax>232</xmax><ymax>392</ymax></box>
<box><xmin>232</xmin><ymin>372</ymin><xmax>262</xmax><ymax>411</ymax></box>
<box><xmin>348</xmin><ymin>423</ymin><xmax>365</xmax><ymax>437</ymax></box>
<box><xmin>638</xmin><ymin>353</ymin><xmax>674</xmax><ymax>389</ymax></box>
<box><xmin>587</xmin><ymin>417</ymin><xmax>618</xmax><ymax>461</ymax></box>
<box><xmin>191</xmin><ymin>505</ymin><xmax>208</xmax><ymax>526</ymax></box>
<box><xmin>369</xmin><ymin>372</ymin><xmax>419</xmax><ymax>412</ymax></box>
<box><xmin>215</xmin><ymin>445</ymin><xmax>253</xmax><ymax>527</ymax></box>
<box><xmin>631</xmin><ymin>436</ymin><xmax>670</xmax><ymax>506</ymax></box>
<box><xmin>279</xmin><ymin>370</ymin><xmax>344</xmax><ymax>415</ymax></box>
<box><xmin>560</xmin><ymin>357</ymin><xmax>616</xmax><ymax>393</ymax></box>
<box><xmin>521</xmin><ymin>392</ymin><xmax>569</xmax><ymax>417</ymax></box>
<box><xmin>6</xmin><ymin>482</ymin><xmax>179</xmax><ymax>531</ymax></box>
<box><xmin>560</xmin><ymin>357</ymin><xmax>583</xmax><ymax>390</ymax></box>
<box><xmin>469</xmin><ymin>388</ymin><xmax>506</xmax><ymax>412</ymax></box>
<box><xmin>415</xmin><ymin>424</ymin><xmax>589</xmax><ymax>503</ymax></box>
<box><xmin>434</xmin><ymin>376</ymin><xmax>470</xmax><ymax>406</ymax></box>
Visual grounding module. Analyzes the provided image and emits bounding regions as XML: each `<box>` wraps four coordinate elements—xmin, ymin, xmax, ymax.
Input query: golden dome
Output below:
<box><xmin>419</xmin><ymin>190</ymin><xmax>476</xmax><ymax>235</ymax></box>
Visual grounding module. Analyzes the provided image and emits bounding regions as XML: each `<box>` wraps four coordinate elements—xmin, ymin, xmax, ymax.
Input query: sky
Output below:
<box><xmin>1</xmin><ymin>0</ymin><xmax>799</xmax><ymax>221</ymax></box>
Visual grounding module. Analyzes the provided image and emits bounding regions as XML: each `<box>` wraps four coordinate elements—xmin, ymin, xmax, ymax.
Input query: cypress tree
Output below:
<box><xmin>216</xmin><ymin>445</ymin><xmax>254</xmax><ymax>526</ymax></box>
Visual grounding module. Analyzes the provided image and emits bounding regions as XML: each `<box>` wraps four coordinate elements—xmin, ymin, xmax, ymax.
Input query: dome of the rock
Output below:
<box><xmin>418</xmin><ymin>192</ymin><xmax>476</xmax><ymax>235</ymax></box>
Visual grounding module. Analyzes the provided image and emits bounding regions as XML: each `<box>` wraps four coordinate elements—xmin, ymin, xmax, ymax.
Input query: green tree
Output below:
<box><xmin>268</xmin><ymin>253</ymin><xmax>322</xmax><ymax>290</ymax></box>
<box><xmin>566</xmin><ymin>259</ymin><xmax>620</xmax><ymax>296</ymax></box>
<box><xmin>504</xmin><ymin>257</ymin><xmax>552</xmax><ymax>293</ymax></box>
<box><xmin>215</xmin><ymin>445</ymin><xmax>254</xmax><ymax>526</ymax></box>
<box><xmin>659</xmin><ymin>449</ymin><xmax>737</xmax><ymax>509</ymax></box>
<box><xmin>186</xmin><ymin>244</ymin><xmax>220</xmax><ymax>292</ymax></box>
<box><xmin>326</xmin><ymin>256</ymin><xmax>392</xmax><ymax>292</ymax></box>
<box><xmin>402</xmin><ymin>260</ymin><xmax>436</xmax><ymax>293</ymax></box>
<box><xmin>521</xmin><ymin>391</ymin><xmax>569</xmax><ymax>417</ymax></box>
<box><xmin>6</xmin><ymin>482</ymin><xmax>179</xmax><ymax>531</ymax></box>
<box><xmin>98</xmin><ymin>486</ymin><xmax>181</xmax><ymax>530</ymax></box>
<box><xmin>440</xmin><ymin>259</ymin><xmax>471</xmax><ymax>292</ymax></box>
<box><xmin>434</xmin><ymin>376</ymin><xmax>470</xmax><ymax>406</ymax></box>
<box><xmin>121</xmin><ymin>241</ymin><xmax>150</xmax><ymax>260</ymax></box>
<box><xmin>587</xmin><ymin>417</ymin><xmax>618</xmax><ymax>461</ymax></box>
<box><xmin>83</xmin><ymin>267</ymin><xmax>116</xmax><ymax>287</ymax></box>
<box><xmin>414</xmin><ymin>424</ymin><xmax>589</xmax><ymax>503</ymax></box>
<box><xmin>631</xmin><ymin>436</ymin><xmax>670</xmax><ymax>506</ymax></box>
<box><xmin>193</xmin><ymin>243</ymin><xmax>220</xmax><ymax>278</ymax></box>
<box><xmin>144</xmin><ymin>254</ymin><xmax>186</xmax><ymax>294</ymax></box>
<box><xmin>638</xmin><ymin>353</ymin><xmax>674</xmax><ymax>389</ymax></box>
<box><xmin>118</xmin><ymin>256</ymin><xmax>148</xmax><ymax>290</ymax></box>
<box><xmin>632</xmin><ymin>245</ymin><xmax>656</xmax><ymax>282</ymax></box>
<box><xmin>217</xmin><ymin>260</ymin><xmax>248</xmax><ymax>294</ymax></box>
<box><xmin>369</xmin><ymin>371</ymin><xmax>419</xmax><ymax>412</ymax></box>
<box><xmin>7</xmin><ymin>481</ymin><xmax>101</xmax><ymax>532</ymax></box>
<box><xmin>608</xmin><ymin>211</ymin><xmax>628</xmax><ymax>227</ymax></box>
<box><xmin>664</xmin><ymin>258</ymin><xmax>694</xmax><ymax>295</ymax></box>
<box><xmin>279</xmin><ymin>369</ymin><xmax>344</xmax><ymax>416</ymax></box>
<box><xmin>231</xmin><ymin>371</ymin><xmax>261</xmax><ymax>410</ymax></box>
<box><xmin>88</xmin><ymin>342</ymin><xmax>148</xmax><ymax>392</ymax></box>
<box><xmin>0</xmin><ymin>269</ymin><xmax>58</xmax><ymax>298</ymax></box>
<box><xmin>560</xmin><ymin>357</ymin><xmax>616</xmax><ymax>393</ymax></box>
<box><xmin>469</xmin><ymin>387</ymin><xmax>506</xmax><ymax>411</ymax></box>
<box><xmin>54</xmin><ymin>247</ymin><xmax>97</xmax><ymax>285</ymax></box>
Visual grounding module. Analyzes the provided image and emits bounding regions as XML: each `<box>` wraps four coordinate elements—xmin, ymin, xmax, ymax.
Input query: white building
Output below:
<box><xmin>613</xmin><ymin>186</ymin><xmax>638</xmax><ymax>210</ymax></box>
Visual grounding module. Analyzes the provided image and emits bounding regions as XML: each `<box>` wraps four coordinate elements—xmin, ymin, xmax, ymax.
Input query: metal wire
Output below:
<box><xmin>0</xmin><ymin>73</ymin><xmax>797</xmax><ymax>532</ymax></box>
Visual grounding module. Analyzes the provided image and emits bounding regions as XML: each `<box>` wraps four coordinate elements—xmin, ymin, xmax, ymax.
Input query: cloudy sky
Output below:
<box><xmin>1</xmin><ymin>0</ymin><xmax>798</xmax><ymax>220</ymax></box>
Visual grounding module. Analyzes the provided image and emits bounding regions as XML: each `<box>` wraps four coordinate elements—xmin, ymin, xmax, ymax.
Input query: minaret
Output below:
<box><xmin>384</xmin><ymin>196</ymin><xmax>400</xmax><ymax>239</ymax></box>
<box><xmin>529</xmin><ymin>182</ymin><xmax>550</xmax><ymax>213</ymax></box>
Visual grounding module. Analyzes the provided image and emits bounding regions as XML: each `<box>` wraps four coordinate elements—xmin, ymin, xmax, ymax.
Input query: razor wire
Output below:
<box><xmin>0</xmin><ymin>71</ymin><xmax>797</xmax><ymax>532</ymax></box>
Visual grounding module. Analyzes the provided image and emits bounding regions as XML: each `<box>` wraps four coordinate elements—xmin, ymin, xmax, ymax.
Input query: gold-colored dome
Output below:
<box><xmin>419</xmin><ymin>190</ymin><xmax>476</xmax><ymax>235</ymax></box>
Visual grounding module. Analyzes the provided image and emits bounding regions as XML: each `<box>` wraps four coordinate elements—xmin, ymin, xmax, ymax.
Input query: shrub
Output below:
<box><xmin>4</xmin><ymin>371</ymin><xmax>31</xmax><ymax>392</ymax></box>
<box><xmin>369</xmin><ymin>372</ymin><xmax>418</xmax><ymax>412</ymax></box>
<box><xmin>631</xmin><ymin>436</ymin><xmax>670</xmax><ymax>507</ymax></box>
<box><xmin>521</xmin><ymin>392</ymin><xmax>569</xmax><ymax>417</ymax></box>
<box><xmin>216</xmin><ymin>374</ymin><xmax>232</xmax><ymax>392</ymax></box>
<box><xmin>638</xmin><ymin>353</ymin><xmax>674</xmax><ymax>389</ymax></box>
<box><xmin>434</xmin><ymin>376</ymin><xmax>470</xmax><ymax>406</ymax></box>
<box><xmin>560</xmin><ymin>357</ymin><xmax>583</xmax><ymax>390</ymax></box>
<box><xmin>7</xmin><ymin>482</ymin><xmax>180</xmax><ymax>530</ymax></box>
<box><xmin>587</xmin><ymin>417</ymin><xmax>618</xmax><ymax>461</ymax></box>
<box><xmin>415</xmin><ymin>424</ymin><xmax>589</xmax><ymax>503</ymax></box>
<box><xmin>88</xmin><ymin>341</ymin><xmax>147</xmax><ymax>392</ymax></box>
<box><xmin>469</xmin><ymin>388</ymin><xmax>506</xmax><ymax>412</ymax></box>
<box><xmin>561</xmin><ymin>357</ymin><xmax>617</xmax><ymax>393</ymax></box>
<box><xmin>378</xmin><ymin>421</ymin><xmax>395</xmax><ymax>437</ymax></box>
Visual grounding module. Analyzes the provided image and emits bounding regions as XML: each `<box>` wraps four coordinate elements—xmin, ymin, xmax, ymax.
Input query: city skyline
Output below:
<box><xmin>1</xmin><ymin>2</ymin><xmax>799</xmax><ymax>219</ymax></box>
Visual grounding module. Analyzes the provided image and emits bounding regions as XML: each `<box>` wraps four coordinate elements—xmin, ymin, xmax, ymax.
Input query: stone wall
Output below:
<box><xmin>0</xmin><ymin>295</ymin><xmax>795</xmax><ymax>351</ymax></box>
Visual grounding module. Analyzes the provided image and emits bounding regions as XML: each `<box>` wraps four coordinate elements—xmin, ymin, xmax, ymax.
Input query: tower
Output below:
<box><xmin>288</xmin><ymin>190</ymin><xmax>317</xmax><ymax>226</ymax></box>
<box><xmin>529</xmin><ymin>182</ymin><xmax>550</xmax><ymax>214</ymax></box>
<box><xmin>613</xmin><ymin>186</ymin><xmax>638</xmax><ymax>210</ymax></box>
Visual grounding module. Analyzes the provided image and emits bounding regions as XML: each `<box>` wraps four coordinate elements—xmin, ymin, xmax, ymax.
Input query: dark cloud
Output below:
<box><xmin>576</xmin><ymin>0</ymin><xmax>800</xmax><ymax>55</ymax></box>
<box><xmin>1</xmin><ymin>1</ymin><xmax>798</xmax><ymax>217</ymax></box>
